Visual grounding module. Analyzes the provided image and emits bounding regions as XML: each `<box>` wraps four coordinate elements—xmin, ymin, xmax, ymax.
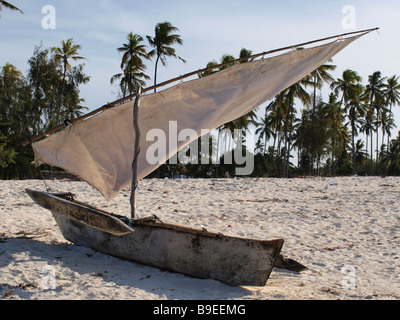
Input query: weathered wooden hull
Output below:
<box><xmin>26</xmin><ymin>189</ymin><xmax>284</xmax><ymax>286</ymax></box>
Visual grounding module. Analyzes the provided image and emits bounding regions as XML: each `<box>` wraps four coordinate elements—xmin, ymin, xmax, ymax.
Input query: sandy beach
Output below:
<box><xmin>0</xmin><ymin>177</ymin><xmax>399</xmax><ymax>300</ymax></box>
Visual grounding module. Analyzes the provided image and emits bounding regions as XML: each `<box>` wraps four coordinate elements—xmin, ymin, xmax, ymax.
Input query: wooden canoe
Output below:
<box><xmin>26</xmin><ymin>189</ymin><xmax>284</xmax><ymax>286</ymax></box>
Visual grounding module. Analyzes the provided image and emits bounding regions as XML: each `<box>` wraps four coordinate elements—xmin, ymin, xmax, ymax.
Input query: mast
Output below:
<box><xmin>130</xmin><ymin>83</ymin><xmax>141</xmax><ymax>218</ymax></box>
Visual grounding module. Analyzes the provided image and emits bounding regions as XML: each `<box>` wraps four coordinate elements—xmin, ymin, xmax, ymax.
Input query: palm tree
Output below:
<box><xmin>386</xmin><ymin>131</ymin><xmax>400</xmax><ymax>175</ymax></box>
<box><xmin>324</xmin><ymin>93</ymin><xmax>343</xmax><ymax>175</ymax></box>
<box><xmin>294</xmin><ymin>108</ymin><xmax>314</xmax><ymax>174</ymax></box>
<box><xmin>218</xmin><ymin>54</ymin><xmax>236</xmax><ymax>70</ymax></box>
<box><xmin>147</xmin><ymin>22</ymin><xmax>185</xmax><ymax>92</ymax></box>
<box><xmin>304</xmin><ymin>60</ymin><xmax>336</xmax><ymax>170</ymax></box>
<box><xmin>197</xmin><ymin>53</ymin><xmax>237</xmax><ymax>176</ymax></box>
<box><xmin>198</xmin><ymin>53</ymin><xmax>236</xmax><ymax>78</ymax></box>
<box><xmin>227</xmin><ymin>49</ymin><xmax>257</xmax><ymax>176</ymax></box>
<box><xmin>384</xmin><ymin>75</ymin><xmax>400</xmax><ymax>154</ymax></box>
<box><xmin>110</xmin><ymin>64</ymin><xmax>150</xmax><ymax>98</ymax></box>
<box><xmin>360</xmin><ymin>107</ymin><xmax>376</xmax><ymax>174</ymax></box>
<box><xmin>52</xmin><ymin>38</ymin><xmax>85</xmax><ymax>125</ymax></box>
<box><xmin>380</xmin><ymin>110</ymin><xmax>396</xmax><ymax>157</ymax></box>
<box><xmin>198</xmin><ymin>60</ymin><xmax>218</xmax><ymax>78</ymax></box>
<box><xmin>238</xmin><ymin>48</ymin><xmax>253</xmax><ymax>64</ymax></box>
<box><xmin>110</xmin><ymin>69</ymin><xmax>129</xmax><ymax>98</ymax></box>
<box><xmin>282</xmin><ymin>80</ymin><xmax>311</xmax><ymax>177</ymax></box>
<box><xmin>64</xmin><ymin>98</ymin><xmax>88</xmax><ymax>120</ymax></box>
<box><xmin>111</xmin><ymin>32</ymin><xmax>150</xmax><ymax>97</ymax></box>
<box><xmin>0</xmin><ymin>62</ymin><xmax>23</xmax><ymax>123</ymax></box>
<box><xmin>1</xmin><ymin>62</ymin><xmax>22</xmax><ymax>89</ymax></box>
<box><xmin>345</xmin><ymin>83</ymin><xmax>367</xmax><ymax>171</ymax></box>
<box><xmin>308</xmin><ymin>59</ymin><xmax>336</xmax><ymax>118</ymax></box>
<box><xmin>330</xmin><ymin>69</ymin><xmax>362</xmax><ymax>112</ymax></box>
<box><xmin>255</xmin><ymin>112</ymin><xmax>274</xmax><ymax>154</ymax></box>
<box><xmin>266</xmin><ymin>95</ymin><xmax>285</xmax><ymax>158</ymax></box>
<box><xmin>330</xmin><ymin>69</ymin><xmax>362</xmax><ymax>172</ymax></box>
<box><xmin>365</xmin><ymin>71</ymin><xmax>386</xmax><ymax>172</ymax></box>
<box><xmin>0</xmin><ymin>1</ymin><xmax>23</xmax><ymax>16</ymax></box>
<box><xmin>211</xmin><ymin>50</ymin><xmax>255</xmax><ymax>174</ymax></box>
<box><xmin>118</xmin><ymin>33</ymin><xmax>149</xmax><ymax>71</ymax></box>
<box><xmin>231</xmin><ymin>48</ymin><xmax>256</xmax><ymax>143</ymax></box>
<box><xmin>354</xmin><ymin>139</ymin><xmax>367</xmax><ymax>168</ymax></box>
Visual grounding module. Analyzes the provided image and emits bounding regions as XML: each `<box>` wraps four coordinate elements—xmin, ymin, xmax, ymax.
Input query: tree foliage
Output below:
<box><xmin>2</xmin><ymin>22</ymin><xmax>400</xmax><ymax>179</ymax></box>
<box><xmin>0</xmin><ymin>42</ymin><xmax>89</xmax><ymax>178</ymax></box>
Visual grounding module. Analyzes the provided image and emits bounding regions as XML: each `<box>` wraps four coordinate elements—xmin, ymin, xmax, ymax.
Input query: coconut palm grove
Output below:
<box><xmin>1</xmin><ymin>4</ymin><xmax>400</xmax><ymax>179</ymax></box>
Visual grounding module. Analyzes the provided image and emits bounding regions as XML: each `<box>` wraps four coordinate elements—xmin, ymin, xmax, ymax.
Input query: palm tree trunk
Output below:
<box><xmin>312</xmin><ymin>77</ymin><xmax>317</xmax><ymax>119</ymax></box>
<box><xmin>153</xmin><ymin>55</ymin><xmax>160</xmax><ymax>93</ymax></box>
<box><xmin>128</xmin><ymin>54</ymin><xmax>133</xmax><ymax>96</ymax></box>
<box><xmin>272</xmin><ymin>131</ymin><xmax>277</xmax><ymax>156</ymax></box>
<box><xmin>382</xmin><ymin>129</ymin><xmax>386</xmax><ymax>174</ymax></box>
<box><xmin>283</xmin><ymin>117</ymin><xmax>288</xmax><ymax>177</ymax></box>
<box><xmin>311</xmin><ymin>79</ymin><xmax>317</xmax><ymax>176</ymax></box>
<box><xmin>376</xmin><ymin>122</ymin><xmax>379</xmax><ymax>174</ymax></box>
<box><xmin>351</xmin><ymin>119</ymin><xmax>356</xmax><ymax>172</ymax></box>
<box><xmin>234</xmin><ymin>119</ymin><xmax>242</xmax><ymax>177</ymax></box>
<box><xmin>216</xmin><ymin>127</ymin><xmax>221</xmax><ymax>177</ymax></box>
<box><xmin>286</xmin><ymin>102</ymin><xmax>295</xmax><ymax>178</ymax></box>
<box><xmin>264</xmin><ymin>133</ymin><xmax>267</xmax><ymax>155</ymax></box>
<box><xmin>386</xmin><ymin>132</ymin><xmax>390</xmax><ymax>156</ymax></box>
<box><xmin>277</xmin><ymin>133</ymin><xmax>282</xmax><ymax>155</ymax></box>
<box><xmin>331</xmin><ymin>136</ymin><xmax>336</xmax><ymax>176</ymax></box>
<box><xmin>365</xmin><ymin>132</ymin><xmax>369</xmax><ymax>172</ymax></box>
<box><xmin>56</xmin><ymin>66</ymin><xmax>67</xmax><ymax>125</ymax></box>
<box><xmin>370</xmin><ymin>132</ymin><xmax>373</xmax><ymax>175</ymax></box>
<box><xmin>387</xmin><ymin>104</ymin><xmax>392</xmax><ymax>156</ymax></box>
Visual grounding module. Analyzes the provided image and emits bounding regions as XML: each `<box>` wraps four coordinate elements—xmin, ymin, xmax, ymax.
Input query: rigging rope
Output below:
<box><xmin>39</xmin><ymin>167</ymin><xmax>53</xmax><ymax>193</ymax></box>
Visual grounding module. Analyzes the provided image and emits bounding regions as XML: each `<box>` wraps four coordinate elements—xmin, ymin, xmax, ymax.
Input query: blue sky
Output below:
<box><xmin>1</xmin><ymin>0</ymin><xmax>399</xmax><ymax>131</ymax></box>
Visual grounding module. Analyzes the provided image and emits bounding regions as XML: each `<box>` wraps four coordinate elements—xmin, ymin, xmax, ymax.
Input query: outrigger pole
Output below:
<box><xmin>21</xmin><ymin>27</ymin><xmax>379</xmax><ymax>147</ymax></box>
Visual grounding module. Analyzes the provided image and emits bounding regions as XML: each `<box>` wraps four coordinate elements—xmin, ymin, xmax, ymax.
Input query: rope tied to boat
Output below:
<box><xmin>64</xmin><ymin>119</ymin><xmax>73</xmax><ymax>127</ymax></box>
<box><xmin>39</xmin><ymin>167</ymin><xmax>53</xmax><ymax>193</ymax></box>
<box><xmin>152</xmin><ymin>215</ymin><xmax>163</xmax><ymax>224</ymax></box>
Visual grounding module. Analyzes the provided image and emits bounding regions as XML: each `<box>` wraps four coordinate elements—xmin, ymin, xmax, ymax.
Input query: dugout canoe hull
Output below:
<box><xmin>26</xmin><ymin>189</ymin><xmax>284</xmax><ymax>286</ymax></box>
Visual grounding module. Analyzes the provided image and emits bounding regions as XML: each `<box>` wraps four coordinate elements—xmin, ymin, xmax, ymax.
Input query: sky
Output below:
<box><xmin>1</xmin><ymin>0</ymin><xmax>400</xmax><ymax>140</ymax></box>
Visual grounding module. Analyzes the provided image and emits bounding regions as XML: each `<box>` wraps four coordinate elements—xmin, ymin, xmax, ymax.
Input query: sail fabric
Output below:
<box><xmin>32</xmin><ymin>35</ymin><xmax>361</xmax><ymax>201</ymax></box>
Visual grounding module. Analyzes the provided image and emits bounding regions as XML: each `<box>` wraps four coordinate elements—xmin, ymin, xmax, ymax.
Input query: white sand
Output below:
<box><xmin>0</xmin><ymin>177</ymin><xmax>399</xmax><ymax>300</ymax></box>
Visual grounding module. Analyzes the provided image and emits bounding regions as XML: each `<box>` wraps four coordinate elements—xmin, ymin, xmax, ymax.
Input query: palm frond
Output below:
<box><xmin>0</xmin><ymin>1</ymin><xmax>23</xmax><ymax>15</ymax></box>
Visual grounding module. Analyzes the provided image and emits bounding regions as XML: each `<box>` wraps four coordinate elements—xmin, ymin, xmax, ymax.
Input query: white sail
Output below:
<box><xmin>32</xmin><ymin>34</ymin><xmax>363</xmax><ymax>201</ymax></box>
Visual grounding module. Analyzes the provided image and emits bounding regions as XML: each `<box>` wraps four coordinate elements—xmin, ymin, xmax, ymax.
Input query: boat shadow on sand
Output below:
<box><xmin>0</xmin><ymin>237</ymin><xmax>256</xmax><ymax>300</ymax></box>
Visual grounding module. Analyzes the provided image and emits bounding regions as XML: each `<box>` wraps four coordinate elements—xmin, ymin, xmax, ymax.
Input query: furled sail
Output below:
<box><xmin>32</xmin><ymin>33</ymin><xmax>367</xmax><ymax>201</ymax></box>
